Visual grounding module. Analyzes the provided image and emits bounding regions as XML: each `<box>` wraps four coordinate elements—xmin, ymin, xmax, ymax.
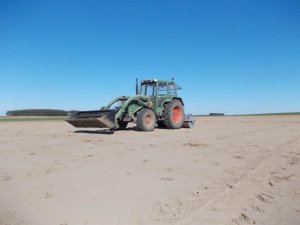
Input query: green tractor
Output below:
<box><xmin>66</xmin><ymin>79</ymin><xmax>195</xmax><ymax>131</ymax></box>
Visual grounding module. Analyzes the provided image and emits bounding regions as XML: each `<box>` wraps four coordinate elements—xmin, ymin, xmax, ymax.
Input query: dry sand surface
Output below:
<box><xmin>0</xmin><ymin>116</ymin><xmax>300</xmax><ymax>225</ymax></box>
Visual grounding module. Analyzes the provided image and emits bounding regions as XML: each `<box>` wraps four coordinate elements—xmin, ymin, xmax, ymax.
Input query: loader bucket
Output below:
<box><xmin>66</xmin><ymin>110</ymin><xmax>116</xmax><ymax>129</ymax></box>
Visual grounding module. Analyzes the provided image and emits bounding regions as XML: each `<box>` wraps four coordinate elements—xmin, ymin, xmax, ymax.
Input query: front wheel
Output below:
<box><xmin>136</xmin><ymin>108</ymin><xmax>157</xmax><ymax>131</ymax></box>
<box><xmin>163</xmin><ymin>100</ymin><xmax>184</xmax><ymax>129</ymax></box>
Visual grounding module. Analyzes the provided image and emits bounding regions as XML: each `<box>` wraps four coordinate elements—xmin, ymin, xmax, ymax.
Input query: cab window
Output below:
<box><xmin>158</xmin><ymin>83</ymin><xmax>168</xmax><ymax>95</ymax></box>
<box><xmin>140</xmin><ymin>83</ymin><xmax>156</xmax><ymax>96</ymax></box>
<box><xmin>168</xmin><ymin>83</ymin><xmax>177</xmax><ymax>95</ymax></box>
<box><xmin>159</xmin><ymin>83</ymin><xmax>177</xmax><ymax>96</ymax></box>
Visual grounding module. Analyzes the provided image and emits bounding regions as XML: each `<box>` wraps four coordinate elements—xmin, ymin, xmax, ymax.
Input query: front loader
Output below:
<box><xmin>66</xmin><ymin>79</ymin><xmax>195</xmax><ymax>132</ymax></box>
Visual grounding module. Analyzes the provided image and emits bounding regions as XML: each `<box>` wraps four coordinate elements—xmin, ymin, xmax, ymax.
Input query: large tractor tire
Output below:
<box><xmin>137</xmin><ymin>108</ymin><xmax>157</xmax><ymax>131</ymax></box>
<box><xmin>163</xmin><ymin>100</ymin><xmax>184</xmax><ymax>129</ymax></box>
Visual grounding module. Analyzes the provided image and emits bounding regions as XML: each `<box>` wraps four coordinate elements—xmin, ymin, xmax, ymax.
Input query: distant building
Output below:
<box><xmin>209</xmin><ymin>113</ymin><xmax>225</xmax><ymax>116</ymax></box>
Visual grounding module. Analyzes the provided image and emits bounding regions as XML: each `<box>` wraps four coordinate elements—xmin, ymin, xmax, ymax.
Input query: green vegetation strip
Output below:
<box><xmin>0</xmin><ymin>117</ymin><xmax>67</xmax><ymax>122</ymax></box>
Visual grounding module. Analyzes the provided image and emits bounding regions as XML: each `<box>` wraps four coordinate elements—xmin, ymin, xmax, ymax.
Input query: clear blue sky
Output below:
<box><xmin>0</xmin><ymin>0</ymin><xmax>299</xmax><ymax>115</ymax></box>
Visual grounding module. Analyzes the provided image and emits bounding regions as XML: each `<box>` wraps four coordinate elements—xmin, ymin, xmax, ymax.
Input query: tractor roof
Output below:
<box><xmin>141</xmin><ymin>79</ymin><xmax>182</xmax><ymax>90</ymax></box>
<box><xmin>141</xmin><ymin>79</ymin><xmax>172</xmax><ymax>84</ymax></box>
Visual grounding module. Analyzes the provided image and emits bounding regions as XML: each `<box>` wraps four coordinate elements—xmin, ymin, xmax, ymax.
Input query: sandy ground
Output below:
<box><xmin>0</xmin><ymin>116</ymin><xmax>299</xmax><ymax>225</ymax></box>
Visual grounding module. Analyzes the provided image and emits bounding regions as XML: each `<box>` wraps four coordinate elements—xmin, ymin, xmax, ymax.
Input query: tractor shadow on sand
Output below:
<box><xmin>73</xmin><ymin>127</ymin><xmax>138</xmax><ymax>135</ymax></box>
<box><xmin>74</xmin><ymin>129</ymin><xmax>115</xmax><ymax>135</ymax></box>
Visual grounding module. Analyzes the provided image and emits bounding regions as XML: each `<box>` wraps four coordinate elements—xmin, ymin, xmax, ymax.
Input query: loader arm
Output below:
<box><xmin>101</xmin><ymin>96</ymin><xmax>131</xmax><ymax>110</ymax></box>
<box><xmin>114</xmin><ymin>96</ymin><xmax>152</xmax><ymax>123</ymax></box>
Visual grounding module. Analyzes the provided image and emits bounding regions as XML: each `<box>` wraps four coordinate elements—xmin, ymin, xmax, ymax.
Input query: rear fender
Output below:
<box><xmin>157</xmin><ymin>97</ymin><xmax>184</xmax><ymax>116</ymax></box>
<box><xmin>172</xmin><ymin>97</ymin><xmax>184</xmax><ymax>106</ymax></box>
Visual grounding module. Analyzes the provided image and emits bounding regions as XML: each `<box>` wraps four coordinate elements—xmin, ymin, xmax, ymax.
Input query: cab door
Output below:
<box><xmin>140</xmin><ymin>82</ymin><xmax>157</xmax><ymax>109</ymax></box>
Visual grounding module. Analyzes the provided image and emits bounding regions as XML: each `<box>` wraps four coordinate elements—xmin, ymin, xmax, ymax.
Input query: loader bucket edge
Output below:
<box><xmin>65</xmin><ymin>110</ymin><xmax>116</xmax><ymax>129</ymax></box>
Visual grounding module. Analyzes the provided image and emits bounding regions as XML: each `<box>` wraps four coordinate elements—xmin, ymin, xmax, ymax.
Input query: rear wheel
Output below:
<box><xmin>137</xmin><ymin>108</ymin><xmax>157</xmax><ymax>131</ymax></box>
<box><xmin>163</xmin><ymin>100</ymin><xmax>184</xmax><ymax>129</ymax></box>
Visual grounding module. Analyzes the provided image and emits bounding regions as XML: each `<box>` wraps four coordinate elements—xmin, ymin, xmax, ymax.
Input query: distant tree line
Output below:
<box><xmin>6</xmin><ymin>109</ymin><xmax>69</xmax><ymax>116</ymax></box>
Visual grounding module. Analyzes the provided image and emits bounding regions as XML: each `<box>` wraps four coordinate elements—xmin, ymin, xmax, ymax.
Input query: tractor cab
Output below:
<box><xmin>139</xmin><ymin>79</ymin><xmax>183</xmax><ymax>116</ymax></box>
<box><xmin>139</xmin><ymin>79</ymin><xmax>182</xmax><ymax>97</ymax></box>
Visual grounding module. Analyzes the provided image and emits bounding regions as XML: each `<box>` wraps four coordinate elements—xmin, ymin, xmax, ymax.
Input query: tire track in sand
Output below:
<box><xmin>170</xmin><ymin>134</ymin><xmax>300</xmax><ymax>225</ymax></box>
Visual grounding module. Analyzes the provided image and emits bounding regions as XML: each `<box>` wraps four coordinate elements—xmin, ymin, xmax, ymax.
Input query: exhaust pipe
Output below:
<box><xmin>136</xmin><ymin>78</ymin><xmax>139</xmax><ymax>95</ymax></box>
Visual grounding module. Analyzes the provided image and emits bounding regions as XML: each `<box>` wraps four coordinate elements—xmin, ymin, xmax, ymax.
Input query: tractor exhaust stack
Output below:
<box><xmin>136</xmin><ymin>78</ymin><xmax>139</xmax><ymax>95</ymax></box>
